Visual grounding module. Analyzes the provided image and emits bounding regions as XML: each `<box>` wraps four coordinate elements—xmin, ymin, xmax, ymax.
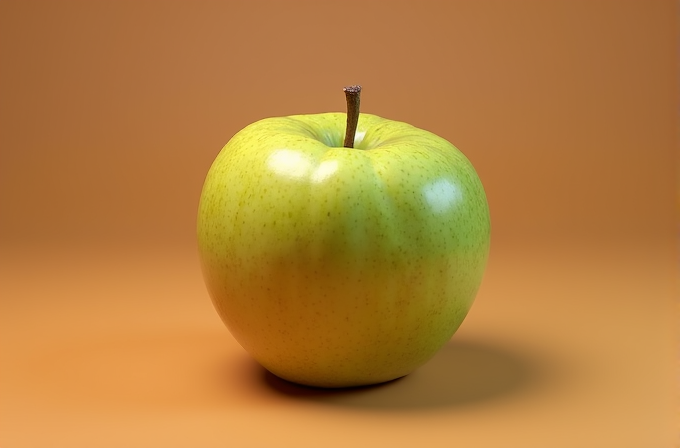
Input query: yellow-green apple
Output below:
<box><xmin>197</xmin><ymin>86</ymin><xmax>490</xmax><ymax>388</ymax></box>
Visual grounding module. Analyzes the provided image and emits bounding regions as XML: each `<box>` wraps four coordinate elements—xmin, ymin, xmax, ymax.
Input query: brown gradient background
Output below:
<box><xmin>0</xmin><ymin>1</ymin><xmax>677</xmax><ymax>447</ymax></box>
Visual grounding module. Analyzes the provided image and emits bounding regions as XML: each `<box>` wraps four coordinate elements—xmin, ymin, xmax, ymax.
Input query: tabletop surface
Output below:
<box><xmin>1</xmin><ymin>241</ymin><xmax>675</xmax><ymax>448</ymax></box>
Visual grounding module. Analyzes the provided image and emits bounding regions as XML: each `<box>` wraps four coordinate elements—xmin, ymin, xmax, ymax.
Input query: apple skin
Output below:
<box><xmin>197</xmin><ymin>112</ymin><xmax>490</xmax><ymax>388</ymax></box>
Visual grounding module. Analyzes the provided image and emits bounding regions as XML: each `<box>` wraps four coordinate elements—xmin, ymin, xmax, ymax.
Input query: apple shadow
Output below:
<box><xmin>252</xmin><ymin>338</ymin><xmax>544</xmax><ymax>411</ymax></box>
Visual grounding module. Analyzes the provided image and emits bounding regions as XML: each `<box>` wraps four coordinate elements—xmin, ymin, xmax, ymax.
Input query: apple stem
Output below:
<box><xmin>343</xmin><ymin>85</ymin><xmax>361</xmax><ymax>148</ymax></box>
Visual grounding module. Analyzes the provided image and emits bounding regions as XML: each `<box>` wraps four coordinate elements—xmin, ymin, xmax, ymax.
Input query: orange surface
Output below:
<box><xmin>0</xmin><ymin>1</ymin><xmax>677</xmax><ymax>447</ymax></box>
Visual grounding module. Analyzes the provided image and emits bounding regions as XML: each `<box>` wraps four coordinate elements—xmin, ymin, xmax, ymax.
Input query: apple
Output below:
<box><xmin>197</xmin><ymin>86</ymin><xmax>490</xmax><ymax>388</ymax></box>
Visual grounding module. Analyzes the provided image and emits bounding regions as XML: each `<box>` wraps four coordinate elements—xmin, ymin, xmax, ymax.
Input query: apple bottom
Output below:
<box><xmin>254</xmin><ymin>312</ymin><xmax>470</xmax><ymax>389</ymax></box>
<box><xmin>206</xmin><ymin>254</ymin><xmax>483</xmax><ymax>388</ymax></box>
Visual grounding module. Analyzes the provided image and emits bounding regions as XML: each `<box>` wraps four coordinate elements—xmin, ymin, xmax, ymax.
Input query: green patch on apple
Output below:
<box><xmin>197</xmin><ymin>86</ymin><xmax>490</xmax><ymax>388</ymax></box>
